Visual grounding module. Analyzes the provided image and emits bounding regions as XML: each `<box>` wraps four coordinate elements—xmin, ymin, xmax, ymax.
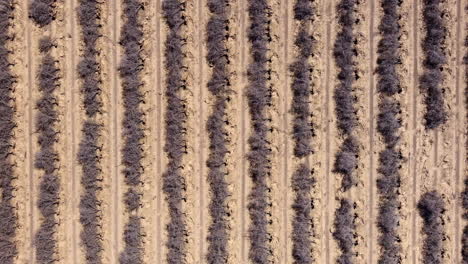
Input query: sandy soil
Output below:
<box><xmin>8</xmin><ymin>0</ymin><xmax>467</xmax><ymax>263</ymax></box>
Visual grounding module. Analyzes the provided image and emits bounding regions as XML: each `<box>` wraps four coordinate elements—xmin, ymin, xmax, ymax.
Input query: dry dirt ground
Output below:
<box><xmin>7</xmin><ymin>0</ymin><xmax>467</xmax><ymax>263</ymax></box>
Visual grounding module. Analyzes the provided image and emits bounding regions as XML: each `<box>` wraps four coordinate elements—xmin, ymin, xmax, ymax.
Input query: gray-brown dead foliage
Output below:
<box><xmin>0</xmin><ymin>1</ymin><xmax>17</xmax><ymax>263</ymax></box>
<box><xmin>205</xmin><ymin>0</ymin><xmax>232</xmax><ymax>263</ymax></box>
<box><xmin>162</xmin><ymin>0</ymin><xmax>189</xmax><ymax>263</ymax></box>
<box><xmin>418</xmin><ymin>191</ymin><xmax>447</xmax><ymax>264</ymax></box>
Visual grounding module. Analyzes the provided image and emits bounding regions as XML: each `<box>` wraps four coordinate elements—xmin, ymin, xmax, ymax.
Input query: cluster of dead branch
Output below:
<box><xmin>0</xmin><ymin>1</ymin><xmax>17</xmax><ymax>263</ymax></box>
<box><xmin>332</xmin><ymin>0</ymin><xmax>359</xmax><ymax>192</ymax></box>
<box><xmin>291</xmin><ymin>164</ymin><xmax>315</xmax><ymax>263</ymax></box>
<box><xmin>332</xmin><ymin>199</ymin><xmax>357</xmax><ymax>264</ymax></box>
<box><xmin>332</xmin><ymin>0</ymin><xmax>359</xmax><ymax>262</ymax></box>
<box><xmin>118</xmin><ymin>0</ymin><xmax>145</xmax><ymax>263</ymax></box>
<box><xmin>29</xmin><ymin>0</ymin><xmax>57</xmax><ymax>27</ymax></box>
<box><xmin>418</xmin><ymin>191</ymin><xmax>447</xmax><ymax>264</ymax></box>
<box><xmin>76</xmin><ymin>1</ymin><xmax>104</xmax><ymax>263</ymax></box>
<box><xmin>420</xmin><ymin>0</ymin><xmax>448</xmax><ymax>129</ymax></box>
<box><xmin>34</xmin><ymin>36</ymin><xmax>61</xmax><ymax>264</ymax></box>
<box><xmin>375</xmin><ymin>0</ymin><xmax>404</xmax><ymax>263</ymax></box>
<box><xmin>162</xmin><ymin>0</ymin><xmax>189</xmax><ymax>263</ymax></box>
<box><xmin>462</xmin><ymin>28</ymin><xmax>468</xmax><ymax>264</ymax></box>
<box><xmin>205</xmin><ymin>0</ymin><xmax>232</xmax><ymax>263</ymax></box>
<box><xmin>290</xmin><ymin>0</ymin><xmax>316</xmax><ymax>263</ymax></box>
<box><xmin>246</xmin><ymin>0</ymin><xmax>274</xmax><ymax>262</ymax></box>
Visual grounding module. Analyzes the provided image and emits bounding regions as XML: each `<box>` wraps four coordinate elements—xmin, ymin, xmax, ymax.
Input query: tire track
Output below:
<box><xmin>411</xmin><ymin>0</ymin><xmax>420</xmax><ymax>262</ymax></box>
<box><xmin>367</xmin><ymin>0</ymin><xmax>375</xmax><ymax>261</ymax></box>
<box><xmin>196</xmin><ymin>0</ymin><xmax>206</xmax><ymax>261</ymax></box>
<box><xmin>65</xmin><ymin>0</ymin><xmax>79</xmax><ymax>261</ymax></box>
<box><xmin>109</xmin><ymin>0</ymin><xmax>121</xmax><ymax>262</ymax></box>
<box><xmin>24</xmin><ymin>0</ymin><xmax>36</xmax><ymax>261</ymax></box>
<box><xmin>282</xmin><ymin>2</ymin><xmax>290</xmax><ymax>262</ymax></box>
<box><xmin>237</xmin><ymin>0</ymin><xmax>248</xmax><ymax>261</ymax></box>
<box><xmin>150</xmin><ymin>0</ymin><xmax>163</xmax><ymax>262</ymax></box>
<box><xmin>13</xmin><ymin>1</ymin><xmax>35</xmax><ymax>262</ymax></box>
<box><xmin>324</xmin><ymin>0</ymin><xmax>332</xmax><ymax>261</ymax></box>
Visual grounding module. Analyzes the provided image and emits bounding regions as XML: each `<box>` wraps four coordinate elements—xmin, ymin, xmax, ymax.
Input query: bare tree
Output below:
<box><xmin>162</xmin><ymin>0</ymin><xmax>189</xmax><ymax>263</ymax></box>
<box><xmin>0</xmin><ymin>1</ymin><xmax>17</xmax><ymax>263</ymax></box>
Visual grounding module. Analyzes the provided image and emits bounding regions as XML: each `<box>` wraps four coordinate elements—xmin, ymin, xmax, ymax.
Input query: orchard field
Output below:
<box><xmin>0</xmin><ymin>0</ymin><xmax>466</xmax><ymax>263</ymax></box>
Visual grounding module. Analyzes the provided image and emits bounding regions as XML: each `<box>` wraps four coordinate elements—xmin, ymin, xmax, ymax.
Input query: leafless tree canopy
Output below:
<box><xmin>0</xmin><ymin>1</ymin><xmax>17</xmax><ymax>263</ymax></box>
<box><xmin>420</xmin><ymin>0</ymin><xmax>448</xmax><ymax>129</ymax></box>
<box><xmin>332</xmin><ymin>0</ymin><xmax>359</xmax><ymax>262</ymax></box>
<box><xmin>29</xmin><ymin>0</ymin><xmax>57</xmax><ymax>27</ymax></box>
<box><xmin>290</xmin><ymin>0</ymin><xmax>316</xmax><ymax>263</ymax></box>
<box><xmin>333</xmin><ymin>198</ymin><xmax>357</xmax><ymax>264</ymax></box>
<box><xmin>462</xmin><ymin>27</ymin><xmax>468</xmax><ymax>264</ymax></box>
<box><xmin>34</xmin><ymin>36</ymin><xmax>61</xmax><ymax>264</ymax></box>
<box><xmin>291</xmin><ymin>164</ymin><xmax>315</xmax><ymax>263</ymax></box>
<box><xmin>375</xmin><ymin>0</ymin><xmax>404</xmax><ymax>263</ymax></box>
<box><xmin>246</xmin><ymin>0</ymin><xmax>274</xmax><ymax>262</ymax></box>
<box><xmin>418</xmin><ymin>191</ymin><xmax>446</xmax><ymax>264</ymax></box>
<box><xmin>205</xmin><ymin>0</ymin><xmax>232</xmax><ymax>263</ymax></box>
<box><xmin>162</xmin><ymin>0</ymin><xmax>189</xmax><ymax>263</ymax></box>
<box><xmin>76</xmin><ymin>1</ymin><xmax>104</xmax><ymax>263</ymax></box>
<box><xmin>118</xmin><ymin>0</ymin><xmax>145</xmax><ymax>263</ymax></box>
<box><xmin>332</xmin><ymin>0</ymin><xmax>359</xmax><ymax>192</ymax></box>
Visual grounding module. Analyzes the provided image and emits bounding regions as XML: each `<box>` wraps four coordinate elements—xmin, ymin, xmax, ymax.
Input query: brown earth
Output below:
<box><xmin>9</xmin><ymin>0</ymin><xmax>467</xmax><ymax>263</ymax></box>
